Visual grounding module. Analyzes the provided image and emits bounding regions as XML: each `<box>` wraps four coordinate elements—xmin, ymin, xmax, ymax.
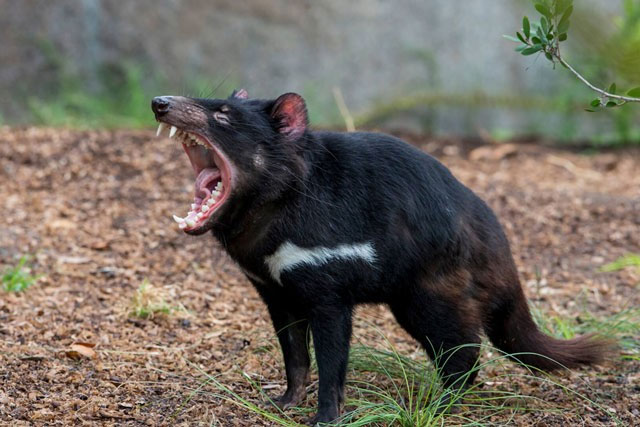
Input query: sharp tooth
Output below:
<box><xmin>207</xmin><ymin>198</ymin><xmax>215</xmax><ymax>206</ymax></box>
<box><xmin>169</xmin><ymin>126</ymin><xmax>177</xmax><ymax>138</ymax></box>
<box><xmin>201</xmin><ymin>205</ymin><xmax>209</xmax><ymax>212</ymax></box>
<box><xmin>196</xmin><ymin>213</ymin><xmax>203</xmax><ymax>220</ymax></box>
<box><xmin>191</xmin><ymin>203</ymin><xmax>197</xmax><ymax>210</ymax></box>
<box><xmin>156</xmin><ymin>123</ymin><xmax>166</xmax><ymax>137</ymax></box>
<box><xmin>186</xmin><ymin>219</ymin><xmax>195</xmax><ymax>227</ymax></box>
<box><xmin>215</xmin><ymin>182</ymin><xmax>223</xmax><ymax>190</ymax></box>
<box><xmin>172</xmin><ymin>214</ymin><xmax>184</xmax><ymax>223</ymax></box>
<box><xmin>179</xmin><ymin>222</ymin><xmax>187</xmax><ymax>229</ymax></box>
<box><xmin>212</xmin><ymin>190</ymin><xmax>220</xmax><ymax>199</ymax></box>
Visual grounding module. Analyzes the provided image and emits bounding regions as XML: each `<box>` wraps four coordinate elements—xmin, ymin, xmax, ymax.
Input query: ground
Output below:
<box><xmin>0</xmin><ymin>127</ymin><xmax>638</xmax><ymax>426</ymax></box>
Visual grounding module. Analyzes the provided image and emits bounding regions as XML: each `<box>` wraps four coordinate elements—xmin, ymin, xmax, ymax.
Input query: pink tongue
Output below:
<box><xmin>194</xmin><ymin>168</ymin><xmax>220</xmax><ymax>200</ymax></box>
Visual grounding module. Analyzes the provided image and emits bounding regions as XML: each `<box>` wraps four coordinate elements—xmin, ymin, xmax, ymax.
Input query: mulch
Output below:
<box><xmin>0</xmin><ymin>127</ymin><xmax>638</xmax><ymax>426</ymax></box>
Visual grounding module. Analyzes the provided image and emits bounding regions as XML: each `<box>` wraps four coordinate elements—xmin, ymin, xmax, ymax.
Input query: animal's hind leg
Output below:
<box><xmin>389</xmin><ymin>272</ymin><xmax>482</xmax><ymax>407</ymax></box>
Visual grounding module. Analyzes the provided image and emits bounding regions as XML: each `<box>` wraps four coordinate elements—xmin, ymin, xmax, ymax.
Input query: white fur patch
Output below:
<box><xmin>264</xmin><ymin>241</ymin><xmax>376</xmax><ymax>285</ymax></box>
<box><xmin>252</xmin><ymin>153</ymin><xmax>264</xmax><ymax>168</ymax></box>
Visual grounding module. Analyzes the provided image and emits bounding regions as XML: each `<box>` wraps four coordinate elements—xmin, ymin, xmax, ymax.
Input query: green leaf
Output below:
<box><xmin>521</xmin><ymin>45</ymin><xmax>543</xmax><ymax>56</ymax></box>
<box><xmin>626</xmin><ymin>86</ymin><xmax>640</xmax><ymax>97</ymax></box>
<box><xmin>555</xmin><ymin>0</ymin><xmax>572</xmax><ymax>15</ymax></box>
<box><xmin>545</xmin><ymin>52</ymin><xmax>553</xmax><ymax>61</ymax></box>
<box><xmin>532</xmin><ymin>36</ymin><xmax>542</xmax><ymax>44</ymax></box>
<box><xmin>535</xmin><ymin>3</ymin><xmax>552</xmax><ymax>19</ymax></box>
<box><xmin>536</xmin><ymin>25</ymin><xmax>547</xmax><ymax>43</ymax></box>
<box><xmin>606</xmin><ymin>101</ymin><xmax>618</xmax><ymax>108</ymax></box>
<box><xmin>590</xmin><ymin>98</ymin><xmax>601</xmax><ymax>107</ymax></box>
<box><xmin>558</xmin><ymin>33</ymin><xmax>568</xmax><ymax>42</ymax></box>
<box><xmin>558</xmin><ymin>6</ymin><xmax>572</xmax><ymax>34</ymax></box>
<box><xmin>523</xmin><ymin>16</ymin><xmax>531</xmax><ymax>39</ymax></box>
<box><xmin>608</xmin><ymin>83</ymin><xmax>616</xmax><ymax>94</ymax></box>
<box><xmin>584</xmin><ymin>109</ymin><xmax>597</xmax><ymax>112</ymax></box>
<box><xmin>540</xmin><ymin>16</ymin><xmax>549</xmax><ymax>35</ymax></box>
<box><xmin>557</xmin><ymin>19</ymin><xmax>570</xmax><ymax>34</ymax></box>
<box><xmin>515</xmin><ymin>45</ymin><xmax>528</xmax><ymax>52</ymax></box>
<box><xmin>560</xmin><ymin>4</ymin><xmax>573</xmax><ymax>21</ymax></box>
<box><xmin>516</xmin><ymin>32</ymin><xmax>527</xmax><ymax>44</ymax></box>
<box><xmin>503</xmin><ymin>35</ymin><xmax>521</xmax><ymax>43</ymax></box>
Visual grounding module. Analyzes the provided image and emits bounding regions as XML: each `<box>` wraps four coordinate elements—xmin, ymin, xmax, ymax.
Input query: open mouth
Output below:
<box><xmin>156</xmin><ymin>122</ymin><xmax>233</xmax><ymax>232</ymax></box>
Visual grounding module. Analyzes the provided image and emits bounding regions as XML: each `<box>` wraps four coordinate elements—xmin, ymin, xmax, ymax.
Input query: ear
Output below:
<box><xmin>271</xmin><ymin>93</ymin><xmax>308</xmax><ymax>140</ymax></box>
<box><xmin>229</xmin><ymin>88</ymin><xmax>248</xmax><ymax>99</ymax></box>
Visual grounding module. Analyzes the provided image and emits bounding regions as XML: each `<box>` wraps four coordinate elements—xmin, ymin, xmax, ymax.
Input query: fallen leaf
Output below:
<box><xmin>65</xmin><ymin>342</ymin><xmax>97</xmax><ymax>360</ymax></box>
<box><xmin>469</xmin><ymin>143</ymin><xmax>518</xmax><ymax>162</ymax></box>
<box><xmin>58</xmin><ymin>256</ymin><xmax>91</xmax><ymax>265</ymax></box>
<box><xmin>89</xmin><ymin>240</ymin><xmax>110</xmax><ymax>250</ymax></box>
<box><xmin>47</xmin><ymin>219</ymin><xmax>76</xmax><ymax>230</ymax></box>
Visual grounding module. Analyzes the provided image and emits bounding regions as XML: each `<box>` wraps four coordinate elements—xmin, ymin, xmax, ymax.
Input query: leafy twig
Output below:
<box><xmin>553</xmin><ymin>56</ymin><xmax>640</xmax><ymax>105</ymax></box>
<box><xmin>506</xmin><ymin>0</ymin><xmax>640</xmax><ymax>110</ymax></box>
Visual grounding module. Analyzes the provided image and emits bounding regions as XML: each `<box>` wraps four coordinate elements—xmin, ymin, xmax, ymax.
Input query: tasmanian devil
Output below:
<box><xmin>151</xmin><ymin>89</ymin><xmax>610</xmax><ymax>425</ymax></box>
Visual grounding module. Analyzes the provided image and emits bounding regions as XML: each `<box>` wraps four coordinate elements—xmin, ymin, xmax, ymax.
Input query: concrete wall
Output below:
<box><xmin>0</xmin><ymin>0</ymin><xmax>628</xmax><ymax>137</ymax></box>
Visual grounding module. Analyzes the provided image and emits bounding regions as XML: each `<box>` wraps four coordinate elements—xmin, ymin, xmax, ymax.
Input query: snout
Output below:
<box><xmin>151</xmin><ymin>96</ymin><xmax>174</xmax><ymax>116</ymax></box>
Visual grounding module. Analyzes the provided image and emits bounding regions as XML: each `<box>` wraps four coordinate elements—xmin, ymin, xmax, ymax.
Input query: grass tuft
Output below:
<box><xmin>128</xmin><ymin>279</ymin><xmax>181</xmax><ymax>319</ymax></box>
<box><xmin>600</xmin><ymin>253</ymin><xmax>640</xmax><ymax>274</ymax></box>
<box><xmin>179</xmin><ymin>317</ymin><xmax>625</xmax><ymax>426</ymax></box>
<box><xmin>1</xmin><ymin>255</ymin><xmax>40</xmax><ymax>292</ymax></box>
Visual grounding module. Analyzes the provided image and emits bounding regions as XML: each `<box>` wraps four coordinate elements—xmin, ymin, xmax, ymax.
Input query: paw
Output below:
<box><xmin>272</xmin><ymin>387</ymin><xmax>307</xmax><ymax>410</ymax></box>
<box><xmin>306</xmin><ymin>411</ymin><xmax>338</xmax><ymax>426</ymax></box>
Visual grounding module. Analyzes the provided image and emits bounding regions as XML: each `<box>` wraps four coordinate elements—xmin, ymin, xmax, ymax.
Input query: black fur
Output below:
<box><xmin>152</xmin><ymin>92</ymin><xmax>611</xmax><ymax>425</ymax></box>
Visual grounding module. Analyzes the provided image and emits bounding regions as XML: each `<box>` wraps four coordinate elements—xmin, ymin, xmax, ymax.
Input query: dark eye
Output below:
<box><xmin>213</xmin><ymin>111</ymin><xmax>230</xmax><ymax>124</ymax></box>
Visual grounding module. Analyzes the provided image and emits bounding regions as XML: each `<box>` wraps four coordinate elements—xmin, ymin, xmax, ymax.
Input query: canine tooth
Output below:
<box><xmin>169</xmin><ymin>126</ymin><xmax>177</xmax><ymax>138</ymax></box>
<box><xmin>156</xmin><ymin>123</ymin><xmax>166</xmax><ymax>137</ymax></box>
<box><xmin>215</xmin><ymin>182</ymin><xmax>223</xmax><ymax>190</ymax></box>
<box><xmin>201</xmin><ymin>205</ymin><xmax>209</xmax><ymax>212</ymax></box>
<box><xmin>179</xmin><ymin>222</ymin><xmax>187</xmax><ymax>229</ymax></box>
<box><xmin>172</xmin><ymin>214</ymin><xmax>184</xmax><ymax>223</ymax></box>
<box><xmin>186</xmin><ymin>219</ymin><xmax>195</xmax><ymax>227</ymax></box>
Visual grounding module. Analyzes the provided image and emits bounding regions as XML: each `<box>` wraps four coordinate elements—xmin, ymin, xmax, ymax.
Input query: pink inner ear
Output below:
<box><xmin>232</xmin><ymin>88</ymin><xmax>248</xmax><ymax>99</ymax></box>
<box><xmin>272</xmin><ymin>93</ymin><xmax>307</xmax><ymax>140</ymax></box>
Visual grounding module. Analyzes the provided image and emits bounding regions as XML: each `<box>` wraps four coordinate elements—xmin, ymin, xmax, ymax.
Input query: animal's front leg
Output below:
<box><xmin>308</xmin><ymin>304</ymin><xmax>353</xmax><ymax>425</ymax></box>
<box><xmin>261</xmin><ymin>289</ymin><xmax>311</xmax><ymax>410</ymax></box>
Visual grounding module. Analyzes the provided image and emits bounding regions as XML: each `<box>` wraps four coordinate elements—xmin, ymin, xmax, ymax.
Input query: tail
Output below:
<box><xmin>484</xmin><ymin>288</ymin><xmax>614</xmax><ymax>371</ymax></box>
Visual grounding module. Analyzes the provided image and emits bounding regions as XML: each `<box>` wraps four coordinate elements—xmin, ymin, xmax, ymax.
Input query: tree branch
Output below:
<box><xmin>553</xmin><ymin>52</ymin><xmax>640</xmax><ymax>104</ymax></box>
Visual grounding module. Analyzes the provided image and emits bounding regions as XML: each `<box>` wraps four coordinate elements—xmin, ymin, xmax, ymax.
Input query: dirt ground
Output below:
<box><xmin>0</xmin><ymin>127</ymin><xmax>638</xmax><ymax>426</ymax></box>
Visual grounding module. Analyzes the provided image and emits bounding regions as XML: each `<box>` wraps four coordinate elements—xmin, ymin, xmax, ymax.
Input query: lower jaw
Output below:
<box><xmin>173</xmin><ymin>187</ymin><xmax>228</xmax><ymax>232</ymax></box>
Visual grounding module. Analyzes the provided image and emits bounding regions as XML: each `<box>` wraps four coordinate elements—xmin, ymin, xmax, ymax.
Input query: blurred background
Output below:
<box><xmin>1</xmin><ymin>0</ymin><xmax>639</xmax><ymax>144</ymax></box>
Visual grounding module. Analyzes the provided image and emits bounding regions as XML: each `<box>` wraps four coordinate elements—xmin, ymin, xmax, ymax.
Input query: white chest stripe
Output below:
<box><xmin>265</xmin><ymin>241</ymin><xmax>376</xmax><ymax>285</ymax></box>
